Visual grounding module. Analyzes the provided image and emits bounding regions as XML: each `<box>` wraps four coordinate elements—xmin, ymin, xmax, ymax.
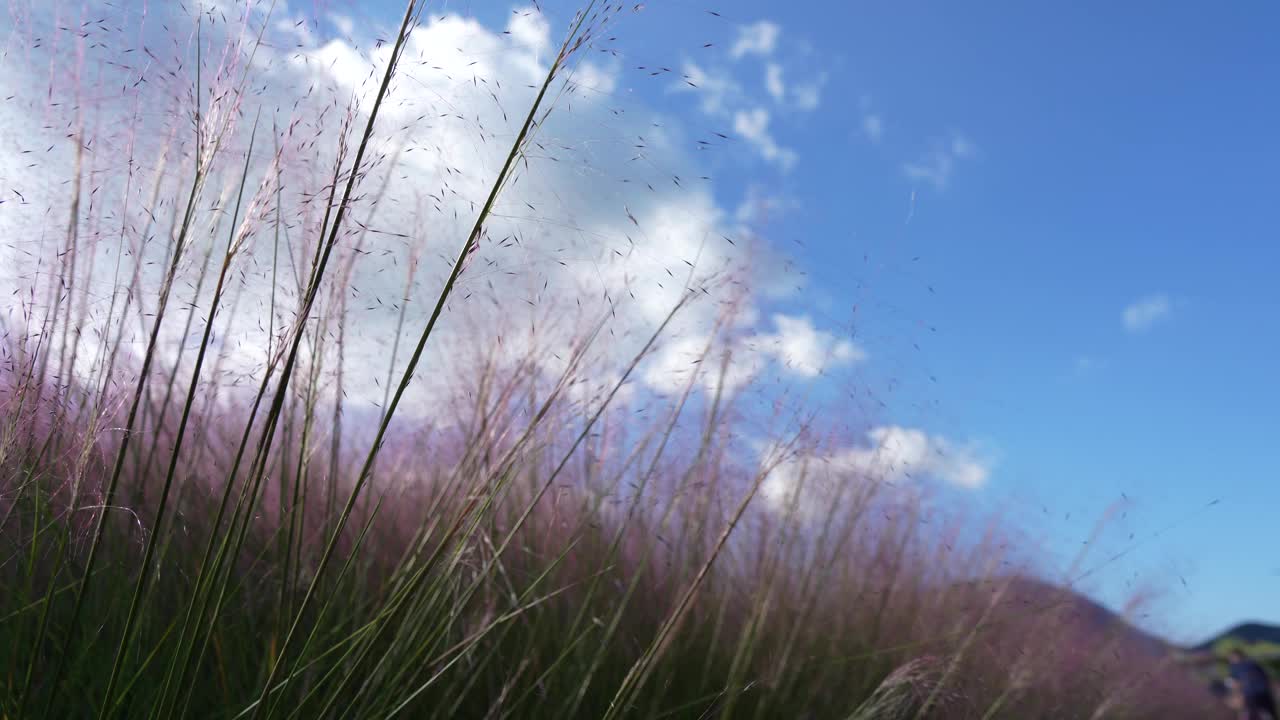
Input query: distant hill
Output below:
<box><xmin>994</xmin><ymin>576</ymin><xmax>1171</xmax><ymax>657</ymax></box>
<box><xmin>945</xmin><ymin>576</ymin><xmax>1172</xmax><ymax>662</ymax></box>
<box><xmin>958</xmin><ymin>576</ymin><xmax>1280</xmax><ymax>663</ymax></box>
<box><xmin>1192</xmin><ymin>622</ymin><xmax>1280</xmax><ymax>653</ymax></box>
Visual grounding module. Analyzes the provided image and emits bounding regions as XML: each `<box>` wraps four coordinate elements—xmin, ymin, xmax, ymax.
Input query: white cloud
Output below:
<box><xmin>765</xmin><ymin>63</ymin><xmax>786</xmax><ymax>103</ymax></box>
<box><xmin>641</xmin><ymin>313</ymin><xmax>861</xmax><ymax>397</ymax></box>
<box><xmin>641</xmin><ymin>333</ymin><xmax>759</xmax><ymax>397</ymax></box>
<box><xmin>506</xmin><ymin>7</ymin><xmax>552</xmax><ymax>55</ymax></box>
<box><xmin>753</xmin><ymin>313</ymin><xmax>864</xmax><ymax>378</ymax></box>
<box><xmin>1122</xmin><ymin>294</ymin><xmax>1172</xmax><ymax>332</ymax></box>
<box><xmin>569</xmin><ymin>56</ymin><xmax>619</xmax><ymax>95</ymax></box>
<box><xmin>734</xmin><ymin>107</ymin><xmax>798</xmax><ymax>171</ymax></box>
<box><xmin>903</xmin><ymin>132</ymin><xmax>977</xmax><ymax>191</ymax></box>
<box><xmin>865</xmin><ymin>426</ymin><xmax>989</xmax><ymax>489</ymax></box>
<box><xmin>761</xmin><ymin>426</ymin><xmax>990</xmax><ymax>517</ymax></box>
<box><xmin>0</xmin><ymin>2</ymin><xmax>853</xmax><ymax>427</ymax></box>
<box><xmin>730</xmin><ymin>21</ymin><xmax>781</xmax><ymax>60</ymax></box>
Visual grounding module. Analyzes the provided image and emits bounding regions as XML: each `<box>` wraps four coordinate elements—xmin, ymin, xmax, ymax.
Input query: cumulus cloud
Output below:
<box><xmin>903</xmin><ymin>132</ymin><xmax>977</xmax><ymax>190</ymax></box>
<box><xmin>752</xmin><ymin>313</ymin><xmax>864</xmax><ymax>377</ymax></box>
<box><xmin>506</xmin><ymin>6</ymin><xmax>553</xmax><ymax>55</ymax></box>
<box><xmin>730</xmin><ymin>21</ymin><xmax>781</xmax><ymax>60</ymax></box>
<box><xmin>760</xmin><ymin>426</ymin><xmax>991</xmax><ymax>517</ymax></box>
<box><xmin>641</xmin><ymin>333</ymin><xmax>751</xmax><ymax>397</ymax></box>
<box><xmin>1122</xmin><ymin>294</ymin><xmax>1171</xmax><ymax>333</ymax></box>
<box><xmin>0</xmin><ymin>1</ymin><xmax>849</xmax><ymax>427</ymax></box>
<box><xmin>641</xmin><ymin>313</ymin><xmax>863</xmax><ymax>397</ymax></box>
<box><xmin>864</xmin><ymin>426</ymin><xmax>990</xmax><ymax>489</ymax></box>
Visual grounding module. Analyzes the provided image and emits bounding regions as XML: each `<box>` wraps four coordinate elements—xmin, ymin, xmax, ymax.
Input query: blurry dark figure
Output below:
<box><xmin>1227</xmin><ymin>648</ymin><xmax>1277</xmax><ymax>720</ymax></box>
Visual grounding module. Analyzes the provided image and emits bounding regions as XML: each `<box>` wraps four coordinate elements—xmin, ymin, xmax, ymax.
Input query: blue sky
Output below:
<box><xmin>292</xmin><ymin>0</ymin><xmax>1276</xmax><ymax>640</ymax></box>
<box><xmin>476</xmin><ymin>0</ymin><xmax>1280</xmax><ymax>640</ymax></box>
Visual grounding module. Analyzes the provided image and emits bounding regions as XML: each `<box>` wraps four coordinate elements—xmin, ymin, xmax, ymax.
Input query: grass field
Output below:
<box><xmin>0</xmin><ymin>1</ymin><xmax>1225</xmax><ymax>717</ymax></box>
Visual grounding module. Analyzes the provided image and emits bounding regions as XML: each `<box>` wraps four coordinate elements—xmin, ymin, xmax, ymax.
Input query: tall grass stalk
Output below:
<box><xmin>30</xmin><ymin>26</ymin><xmax>218</xmax><ymax>714</ymax></box>
<box><xmin>100</xmin><ymin>110</ymin><xmax>265</xmax><ymax>717</ymax></box>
